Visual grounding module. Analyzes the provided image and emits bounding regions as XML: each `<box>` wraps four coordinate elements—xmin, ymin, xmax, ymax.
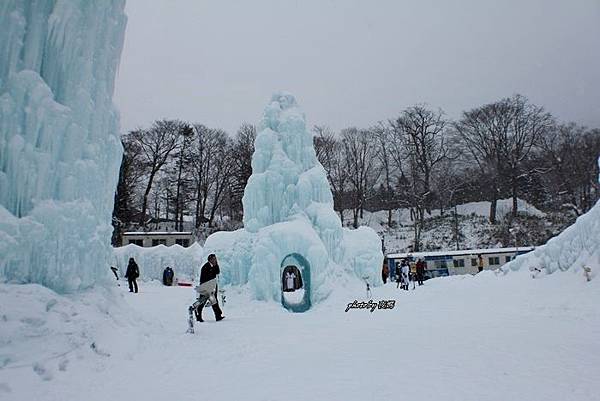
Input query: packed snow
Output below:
<box><xmin>1</xmin><ymin>267</ymin><xmax>599</xmax><ymax>401</ymax></box>
<box><xmin>0</xmin><ymin>0</ymin><xmax>127</xmax><ymax>292</ymax></box>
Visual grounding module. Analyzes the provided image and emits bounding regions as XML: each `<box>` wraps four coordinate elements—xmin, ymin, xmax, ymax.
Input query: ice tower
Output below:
<box><xmin>203</xmin><ymin>92</ymin><xmax>383</xmax><ymax>311</ymax></box>
<box><xmin>0</xmin><ymin>1</ymin><xmax>127</xmax><ymax>292</ymax></box>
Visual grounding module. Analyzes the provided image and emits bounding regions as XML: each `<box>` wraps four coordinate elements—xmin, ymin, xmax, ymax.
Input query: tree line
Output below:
<box><xmin>112</xmin><ymin>94</ymin><xmax>600</xmax><ymax>249</ymax></box>
<box><xmin>112</xmin><ymin>122</ymin><xmax>255</xmax><ymax>245</ymax></box>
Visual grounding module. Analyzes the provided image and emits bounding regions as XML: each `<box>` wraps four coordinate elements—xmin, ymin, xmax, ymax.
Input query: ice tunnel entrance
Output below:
<box><xmin>280</xmin><ymin>254</ymin><xmax>311</xmax><ymax>312</ymax></box>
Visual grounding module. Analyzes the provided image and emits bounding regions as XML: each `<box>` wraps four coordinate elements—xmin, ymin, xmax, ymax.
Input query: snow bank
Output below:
<box><xmin>0</xmin><ymin>283</ymin><xmax>137</xmax><ymax>378</ymax></box>
<box><xmin>112</xmin><ymin>243</ymin><xmax>203</xmax><ymax>283</ymax></box>
<box><xmin>504</xmin><ymin>159</ymin><xmax>600</xmax><ymax>278</ymax></box>
<box><xmin>0</xmin><ymin>1</ymin><xmax>127</xmax><ymax>292</ymax></box>
<box><xmin>504</xmin><ymin>199</ymin><xmax>600</xmax><ymax>278</ymax></box>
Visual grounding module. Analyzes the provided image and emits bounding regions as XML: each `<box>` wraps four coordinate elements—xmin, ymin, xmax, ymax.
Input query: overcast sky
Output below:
<box><xmin>114</xmin><ymin>0</ymin><xmax>600</xmax><ymax>135</ymax></box>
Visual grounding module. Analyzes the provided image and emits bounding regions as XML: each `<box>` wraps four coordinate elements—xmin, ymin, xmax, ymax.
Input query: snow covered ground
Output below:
<box><xmin>1</xmin><ymin>269</ymin><xmax>598</xmax><ymax>401</ymax></box>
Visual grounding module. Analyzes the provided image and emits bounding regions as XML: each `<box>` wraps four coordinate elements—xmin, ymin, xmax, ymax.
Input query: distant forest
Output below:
<box><xmin>112</xmin><ymin>94</ymin><xmax>600</xmax><ymax>247</ymax></box>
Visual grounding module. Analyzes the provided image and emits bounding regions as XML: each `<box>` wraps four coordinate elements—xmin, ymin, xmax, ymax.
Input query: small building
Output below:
<box><xmin>122</xmin><ymin>232</ymin><xmax>193</xmax><ymax>248</ymax></box>
<box><xmin>386</xmin><ymin>247</ymin><xmax>535</xmax><ymax>279</ymax></box>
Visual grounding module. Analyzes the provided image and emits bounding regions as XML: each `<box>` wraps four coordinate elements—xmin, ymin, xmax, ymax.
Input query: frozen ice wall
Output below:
<box><xmin>0</xmin><ymin>1</ymin><xmax>127</xmax><ymax>292</ymax></box>
<box><xmin>205</xmin><ymin>92</ymin><xmax>383</xmax><ymax>306</ymax></box>
<box><xmin>113</xmin><ymin>243</ymin><xmax>203</xmax><ymax>283</ymax></box>
<box><xmin>504</xmin><ymin>157</ymin><xmax>600</xmax><ymax>279</ymax></box>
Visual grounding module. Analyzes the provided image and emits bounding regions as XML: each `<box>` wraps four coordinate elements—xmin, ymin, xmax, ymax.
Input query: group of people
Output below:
<box><xmin>382</xmin><ymin>258</ymin><xmax>426</xmax><ymax>290</ymax></box>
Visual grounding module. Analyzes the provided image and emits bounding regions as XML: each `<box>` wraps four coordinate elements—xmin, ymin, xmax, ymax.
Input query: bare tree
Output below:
<box><xmin>454</xmin><ymin>100</ymin><xmax>512</xmax><ymax>224</ymax></box>
<box><xmin>190</xmin><ymin>125</ymin><xmax>235</xmax><ymax>228</ymax></box>
<box><xmin>131</xmin><ymin>120</ymin><xmax>183</xmax><ymax>227</ymax></box>
<box><xmin>313</xmin><ymin>126</ymin><xmax>350</xmax><ymax>222</ymax></box>
<box><xmin>388</xmin><ymin>105</ymin><xmax>449</xmax><ymax>250</ymax></box>
<box><xmin>371</xmin><ymin>122</ymin><xmax>398</xmax><ymax>226</ymax></box>
<box><xmin>538</xmin><ymin>123</ymin><xmax>600</xmax><ymax>214</ymax></box>
<box><xmin>501</xmin><ymin>95</ymin><xmax>554</xmax><ymax>217</ymax></box>
<box><xmin>390</xmin><ymin>105</ymin><xmax>448</xmax><ymax>213</ymax></box>
<box><xmin>341</xmin><ymin>127</ymin><xmax>380</xmax><ymax>228</ymax></box>
<box><xmin>170</xmin><ymin>123</ymin><xmax>194</xmax><ymax>230</ymax></box>
<box><xmin>207</xmin><ymin>133</ymin><xmax>235</xmax><ymax>227</ymax></box>
<box><xmin>229</xmin><ymin>123</ymin><xmax>256</xmax><ymax>220</ymax></box>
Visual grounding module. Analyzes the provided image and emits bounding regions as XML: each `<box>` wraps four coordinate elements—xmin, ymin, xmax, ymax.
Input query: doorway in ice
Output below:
<box><xmin>280</xmin><ymin>253</ymin><xmax>311</xmax><ymax>312</ymax></box>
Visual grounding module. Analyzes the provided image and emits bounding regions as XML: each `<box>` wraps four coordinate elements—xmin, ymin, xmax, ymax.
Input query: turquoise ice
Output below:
<box><xmin>0</xmin><ymin>0</ymin><xmax>127</xmax><ymax>292</ymax></box>
<box><xmin>203</xmin><ymin>93</ymin><xmax>383</xmax><ymax>309</ymax></box>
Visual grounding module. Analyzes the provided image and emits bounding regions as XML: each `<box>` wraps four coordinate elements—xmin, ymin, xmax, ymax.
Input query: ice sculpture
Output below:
<box><xmin>0</xmin><ymin>1</ymin><xmax>127</xmax><ymax>292</ymax></box>
<box><xmin>504</xmin><ymin>157</ymin><xmax>600</xmax><ymax>279</ymax></box>
<box><xmin>203</xmin><ymin>92</ymin><xmax>383</xmax><ymax>310</ymax></box>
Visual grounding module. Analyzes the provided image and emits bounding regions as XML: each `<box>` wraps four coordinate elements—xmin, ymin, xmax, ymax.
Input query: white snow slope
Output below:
<box><xmin>1</xmin><ymin>270</ymin><xmax>598</xmax><ymax>401</ymax></box>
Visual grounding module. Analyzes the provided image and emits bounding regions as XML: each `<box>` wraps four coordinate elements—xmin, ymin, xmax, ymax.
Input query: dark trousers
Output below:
<box><xmin>128</xmin><ymin>278</ymin><xmax>138</xmax><ymax>293</ymax></box>
<box><xmin>417</xmin><ymin>272</ymin><xmax>424</xmax><ymax>285</ymax></box>
<box><xmin>193</xmin><ymin>294</ymin><xmax>223</xmax><ymax>321</ymax></box>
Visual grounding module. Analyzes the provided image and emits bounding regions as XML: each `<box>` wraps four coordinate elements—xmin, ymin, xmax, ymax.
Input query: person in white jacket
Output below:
<box><xmin>401</xmin><ymin>260</ymin><xmax>410</xmax><ymax>291</ymax></box>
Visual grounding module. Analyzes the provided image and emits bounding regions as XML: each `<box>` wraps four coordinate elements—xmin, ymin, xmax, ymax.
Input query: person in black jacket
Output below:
<box><xmin>192</xmin><ymin>254</ymin><xmax>224</xmax><ymax>322</ymax></box>
<box><xmin>416</xmin><ymin>258</ymin><xmax>426</xmax><ymax>286</ymax></box>
<box><xmin>163</xmin><ymin>266</ymin><xmax>174</xmax><ymax>286</ymax></box>
<box><xmin>125</xmin><ymin>257</ymin><xmax>139</xmax><ymax>293</ymax></box>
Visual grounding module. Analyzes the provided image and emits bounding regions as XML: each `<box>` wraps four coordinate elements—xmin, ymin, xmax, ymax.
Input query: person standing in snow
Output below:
<box><xmin>125</xmin><ymin>257</ymin><xmax>139</xmax><ymax>293</ymax></box>
<box><xmin>477</xmin><ymin>254</ymin><xmax>484</xmax><ymax>273</ymax></box>
<box><xmin>395</xmin><ymin>263</ymin><xmax>403</xmax><ymax>288</ymax></box>
<box><xmin>382</xmin><ymin>263</ymin><xmax>389</xmax><ymax>284</ymax></box>
<box><xmin>285</xmin><ymin>271</ymin><xmax>296</xmax><ymax>291</ymax></box>
<box><xmin>192</xmin><ymin>254</ymin><xmax>224</xmax><ymax>322</ymax></box>
<box><xmin>163</xmin><ymin>266</ymin><xmax>174</xmax><ymax>286</ymax></box>
<box><xmin>416</xmin><ymin>258</ymin><xmax>425</xmax><ymax>286</ymax></box>
<box><xmin>401</xmin><ymin>259</ymin><xmax>410</xmax><ymax>290</ymax></box>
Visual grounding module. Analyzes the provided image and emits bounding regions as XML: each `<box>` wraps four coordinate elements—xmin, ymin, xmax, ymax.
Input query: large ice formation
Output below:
<box><xmin>504</xmin><ymin>157</ymin><xmax>600</xmax><ymax>279</ymax></box>
<box><xmin>203</xmin><ymin>92</ymin><xmax>383</xmax><ymax>310</ymax></box>
<box><xmin>0</xmin><ymin>1</ymin><xmax>127</xmax><ymax>292</ymax></box>
<box><xmin>113</xmin><ymin>243</ymin><xmax>203</xmax><ymax>283</ymax></box>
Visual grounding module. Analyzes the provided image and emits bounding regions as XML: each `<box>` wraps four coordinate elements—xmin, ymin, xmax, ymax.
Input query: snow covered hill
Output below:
<box><xmin>357</xmin><ymin>198</ymin><xmax>570</xmax><ymax>254</ymax></box>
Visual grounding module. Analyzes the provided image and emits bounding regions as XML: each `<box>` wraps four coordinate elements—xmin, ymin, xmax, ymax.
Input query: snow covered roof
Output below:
<box><xmin>123</xmin><ymin>232</ymin><xmax>192</xmax><ymax>236</ymax></box>
<box><xmin>387</xmin><ymin>246</ymin><xmax>535</xmax><ymax>259</ymax></box>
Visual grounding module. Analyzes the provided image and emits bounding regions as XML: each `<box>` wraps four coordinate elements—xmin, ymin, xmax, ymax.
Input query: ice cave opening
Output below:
<box><xmin>280</xmin><ymin>253</ymin><xmax>311</xmax><ymax>312</ymax></box>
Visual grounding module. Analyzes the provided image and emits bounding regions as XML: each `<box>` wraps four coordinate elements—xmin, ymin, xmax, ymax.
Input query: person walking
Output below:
<box><xmin>395</xmin><ymin>263</ymin><xmax>403</xmax><ymax>288</ymax></box>
<box><xmin>382</xmin><ymin>263</ymin><xmax>389</xmax><ymax>284</ymax></box>
<box><xmin>416</xmin><ymin>258</ymin><xmax>425</xmax><ymax>286</ymax></box>
<box><xmin>125</xmin><ymin>257</ymin><xmax>139</xmax><ymax>293</ymax></box>
<box><xmin>192</xmin><ymin>254</ymin><xmax>225</xmax><ymax>322</ymax></box>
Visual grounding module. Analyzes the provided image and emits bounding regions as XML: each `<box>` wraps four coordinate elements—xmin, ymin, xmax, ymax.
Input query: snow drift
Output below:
<box><xmin>0</xmin><ymin>0</ymin><xmax>127</xmax><ymax>292</ymax></box>
<box><xmin>203</xmin><ymin>92</ymin><xmax>383</xmax><ymax>308</ymax></box>
<box><xmin>504</xmin><ymin>158</ymin><xmax>600</xmax><ymax>278</ymax></box>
